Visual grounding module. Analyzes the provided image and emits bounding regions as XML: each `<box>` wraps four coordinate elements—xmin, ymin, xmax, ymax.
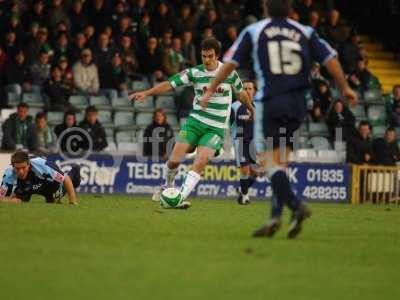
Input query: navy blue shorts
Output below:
<box><xmin>255</xmin><ymin>89</ymin><xmax>309</xmax><ymax>150</ymax></box>
<box><xmin>234</xmin><ymin>139</ymin><xmax>257</xmax><ymax>167</ymax></box>
<box><xmin>45</xmin><ymin>165</ymin><xmax>81</xmax><ymax>203</ymax></box>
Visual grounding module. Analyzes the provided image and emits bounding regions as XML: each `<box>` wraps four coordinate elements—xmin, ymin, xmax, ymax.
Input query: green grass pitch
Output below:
<box><xmin>1</xmin><ymin>195</ymin><xmax>400</xmax><ymax>300</ymax></box>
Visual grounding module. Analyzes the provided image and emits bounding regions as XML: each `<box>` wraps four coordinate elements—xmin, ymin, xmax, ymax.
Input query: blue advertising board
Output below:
<box><xmin>47</xmin><ymin>154</ymin><xmax>351</xmax><ymax>203</ymax></box>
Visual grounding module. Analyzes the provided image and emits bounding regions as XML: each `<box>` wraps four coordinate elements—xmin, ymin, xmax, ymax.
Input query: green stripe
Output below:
<box><xmin>232</xmin><ymin>72</ymin><xmax>239</xmax><ymax>83</ymax></box>
<box><xmin>191</xmin><ymin>110</ymin><xmax>227</xmax><ymax>123</ymax></box>
<box><xmin>193</xmin><ymin>64</ymin><xmax>206</xmax><ymax>72</ymax></box>
<box><xmin>169</xmin><ymin>74</ymin><xmax>184</xmax><ymax>87</ymax></box>
<box><xmin>192</xmin><ymin>76</ymin><xmax>235</xmax><ymax>84</ymax></box>
<box><xmin>195</xmin><ymin>100</ymin><xmax>229</xmax><ymax>110</ymax></box>
<box><xmin>235</xmin><ymin>82</ymin><xmax>243</xmax><ymax>91</ymax></box>
<box><xmin>188</xmin><ymin>68</ymin><xmax>194</xmax><ymax>82</ymax></box>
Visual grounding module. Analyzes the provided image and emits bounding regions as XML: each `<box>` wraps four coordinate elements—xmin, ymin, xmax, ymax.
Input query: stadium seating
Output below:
<box><xmin>115</xmin><ymin>130</ymin><xmax>136</xmax><ymax>143</ymax></box>
<box><xmin>47</xmin><ymin>111</ymin><xmax>64</xmax><ymax>125</ymax></box>
<box><xmin>104</xmin><ymin>141</ymin><xmax>117</xmax><ymax>152</ymax></box>
<box><xmin>133</xmin><ymin>96</ymin><xmax>154</xmax><ymax>112</ymax></box>
<box><xmin>104</xmin><ymin>127</ymin><xmax>114</xmax><ymax>138</ymax></box>
<box><xmin>308</xmin><ymin>122</ymin><xmax>329</xmax><ymax>137</ymax></box>
<box><xmin>364</xmin><ymin>89</ymin><xmax>382</xmax><ymax>103</ymax></box>
<box><xmin>368</xmin><ymin>105</ymin><xmax>386</xmax><ymax>125</ymax></box>
<box><xmin>97</xmin><ymin>110</ymin><xmax>113</xmax><ymax>127</ymax></box>
<box><xmin>29</xmin><ymin>107</ymin><xmax>42</xmax><ymax>118</ymax></box>
<box><xmin>317</xmin><ymin>149</ymin><xmax>341</xmax><ymax>163</ymax></box>
<box><xmin>291</xmin><ymin>149</ymin><xmax>318</xmax><ymax>162</ymax></box>
<box><xmin>331</xmin><ymin>88</ymin><xmax>342</xmax><ymax>100</ymax></box>
<box><xmin>76</xmin><ymin>112</ymin><xmax>84</xmax><ymax>123</ymax></box>
<box><xmin>22</xmin><ymin>92</ymin><xmax>44</xmax><ymax>108</ymax></box>
<box><xmin>117</xmin><ymin>142</ymin><xmax>139</xmax><ymax>153</ymax></box>
<box><xmin>111</xmin><ymin>97</ymin><xmax>135</xmax><ymax>111</ymax></box>
<box><xmin>299</xmin><ymin>123</ymin><xmax>309</xmax><ymax>138</ymax></box>
<box><xmin>155</xmin><ymin>95</ymin><xmax>176</xmax><ymax>112</ymax></box>
<box><xmin>7</xmin><ymin>92</ymin><xmax>20</xmax><ymax>106</ymax></box>
<box><xmin>114</xmin><ymin>111</ymin><xmax>135</xmax><ymax>129</ymax></box>
<box><xmin>333</xmin><ymin>141</ymin><xmax>347</xmax><ymax>152</ymax></box>
<box><xmin>309</xmin><ymin>136</ymin><xmax>331</xmax><ymax>150</ymax></box>
<box><xmin>372</xmin><ymin>125</ymin><xmax>386</xmax><ymax>138</ymax></box>
<box><xmin>69</xmin><ymin>95</ymin><xmax>88</xmax><ymax>110</ymax></box>
<box><xmin>296</xmin><ymin>136</ymin><xmax>310</xmax><ymax>149</ymax></box>
<box><xmin>350</xmin><ymin>105</ymin><xmax>367</xmax><ymax>120</ymax></box>
<box><xmin>166</xmin><ymin>113</ymin><xmax>179</xmax><ymax>128</ymax></box>
<box><xmin>135</xmin><ymin>112</ymin><xmax>153</xmax><ymax>128</ymax></box>
<box><xmin>131</xmin><ymin>80</ymin><xmax>150</xmax><ymax>91</ymax></box>
<box><xmin>0</xmin><ymin>108</ymin><xmax>17</xmax><ymax>123</ymax></box>
<box><xmin>89</xmin><ymin>95</ymin><xmax>112</xmax><ymax>110</ymax></box>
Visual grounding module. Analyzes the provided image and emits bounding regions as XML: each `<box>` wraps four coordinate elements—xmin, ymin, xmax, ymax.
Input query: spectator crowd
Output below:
<box><xmin>0</xmin><ymin>0</ymin><xmax>398</xmax><ymax>165</ymax></box>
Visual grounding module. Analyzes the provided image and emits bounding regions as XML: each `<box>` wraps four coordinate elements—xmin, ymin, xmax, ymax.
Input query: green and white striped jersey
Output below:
<box><xmin>168</xmin><ymin>61</ymin><xmax>243</xmax><ymax>129</ymax></box>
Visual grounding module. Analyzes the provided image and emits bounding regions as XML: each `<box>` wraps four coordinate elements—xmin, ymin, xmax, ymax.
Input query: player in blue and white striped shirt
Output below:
<box><xmin>202</xmin><ymin>0</ymin><xmax>357</xmax><ymax>238</ymax></box>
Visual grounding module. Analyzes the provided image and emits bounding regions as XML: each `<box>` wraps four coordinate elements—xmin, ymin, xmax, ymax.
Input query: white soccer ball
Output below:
<box><xmin>160</xmin><ymin>187</ymin><xmax>183</xmax><ymax>208</ymax></box>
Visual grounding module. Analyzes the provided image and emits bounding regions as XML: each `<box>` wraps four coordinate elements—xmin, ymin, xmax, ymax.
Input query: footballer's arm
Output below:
<box><xmin>0</xmin><ymin>196</ymin><xmax>22</xmax><ymax>203</ymax></box>
<box><xmin>237</xmin><ymin>90</ymin><xmax>254</xmax><ymax>120</ymax></box>
<box><xmin>64</xmin><ymin>175</ymin><xmax>78</xmax><ymax>205</ymax></box>
<box><xmin>325</xmin><ymin>58</ymin><xmax>358</xmax><ymax>106</ymax></box>
<box><xmin>129</xmin><ymin>81</ymin><xmax>173</xmax><ymax>101</ymax></box>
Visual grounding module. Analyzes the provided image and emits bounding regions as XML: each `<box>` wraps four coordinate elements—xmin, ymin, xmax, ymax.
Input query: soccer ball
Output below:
<box><xmin>160</xmin><ymin>187</ymin><xmax>183</xmax><ymax>208</ymax></box>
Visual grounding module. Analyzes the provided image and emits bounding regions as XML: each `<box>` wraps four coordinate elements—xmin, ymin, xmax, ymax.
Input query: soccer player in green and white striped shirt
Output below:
<box><xmin>129</xmin><ymin>38</ymin><xmax>253</xmax><ymax>208</ymax></box>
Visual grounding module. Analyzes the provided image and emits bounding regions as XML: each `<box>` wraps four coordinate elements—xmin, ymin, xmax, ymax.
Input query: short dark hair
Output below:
<box><xmin>39</xmin><ymin>50</ymin><xmax>48</xmax><ymax>56</ymax></box>
<box><xmin>17</xmin><ymin>102</ymin><xmax>29</xmax><ymax>109</ymax></box>
<box><xmin>11</xmin><ymin>150</ymin><xmax>30</xmax><ymax>165</ymax></box>
<box><xmin>201</xmin><ymin>37</ymin><xmax>221</xmax><ymax>56</ymax></box>
<box><xmin>51</xmin><ymin>65</ymin><xmax>61</xmax><ymax>73</ymax></box>
<box><xmin>243</xmin><ymin>80</ymin><xmax>257</xmax><ymax>90</ymax></box>
<box><xmin>358</xmin><ymin>121</ymin><xmax>371</xmax><ymax>130</ymax></box>
<box><xmin>64</xmin><ymin>110</ymin><xmax>76</xmax><ymax>118</ymax></box>
<box><xmin>266</xmin><ymin>0</ymin><xmax>292</xmax><ymax>18</ymax></box>
<box><xmin>153</xmin><ymin>108</ymin><xmax>166</xmax><ymax>122</ymax></box>
<box><xmin>386</xmin><ymin>127</ymin><xmax>396</xmax><ymax>134</ymax></box>
<box><xmin>35</xmin><ymin>112</ymin><xmax>46</xmax><ymax>121</ymax></box>
<box><xmin>85</xmin><ymin>105</ymin><xmax>98</xmax><ymax>114</ymax></box>
<box><xmin>63</xmin><ymin>110</ymin><xmax>76</xmax><ymax>123</ymax></box>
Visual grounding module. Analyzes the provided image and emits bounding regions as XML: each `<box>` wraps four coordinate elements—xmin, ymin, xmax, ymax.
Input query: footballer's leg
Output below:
<box><xmin>253</xmin><ymin>96</ymin><xmax>311</xmax><ymax>238</ymax></box>
<box><xmin>165</xmin><ymin>142</ymin><xmax>193</xmax><ymax>186</ymax></box>
<box><xmin>237</xmin><ymin>141</ymin><xmax>259</xmax><ymax>205</ymax></box>
<box><xmin>238</xmin><ymin>165</ymin><xmax>251</xmax><ymax>205</ymax></box>
<box><xmin>154</xmin><ymin>118</ymin><xmax>202</xmax><ymax>202</ymax></box>
<box><xmin>180</xmin><ymin>145</ymin><xmax>215</xmax><ymax>201</ymax></box>
<box><xmin>152</xmin><ymin>142</ymin><xmax>192</xmax><ymax>201</ymax></box>
<box><xmin>179</xmin><ymin>128</ymin><xmax>222</xmax><ymax>202</ymax></box>
<box><xmin>68</xmin><ymin>164</ymin><xmax>81</xmax><ymax>188</ymax></box>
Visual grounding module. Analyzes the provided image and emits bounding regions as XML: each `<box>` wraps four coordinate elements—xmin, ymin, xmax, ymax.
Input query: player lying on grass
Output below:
<box><xmin>129</xmin><ymin>38</ymin><xmax>253</xmax><ymax>208</ymax></box>
<box><xmin>231</xmin><ymin>80</ymin><xmax>263</xmax><ymax>205</ymax></box>
<box><xmin>0</xmin><ymin>150</ymin><xmax>81</xmax><ymax>204</ymax></box>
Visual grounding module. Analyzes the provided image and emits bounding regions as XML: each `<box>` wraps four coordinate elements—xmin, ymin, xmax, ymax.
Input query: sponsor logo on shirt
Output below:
<box><xmin>0</xmin><ymin>186</ymin><xmax>7</xmax><ymax>197</ymax></box>
<box><xmin>53</xmin><ymin>172</ymin><xmax>65</xmax><ymax>183</ymax></box>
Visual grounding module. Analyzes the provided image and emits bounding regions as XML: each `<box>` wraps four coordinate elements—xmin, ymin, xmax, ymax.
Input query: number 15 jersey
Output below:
<box><xmin>224</xmin><ymin>18</ymin><xmax>337</xmax><ymax>101</ymax></box>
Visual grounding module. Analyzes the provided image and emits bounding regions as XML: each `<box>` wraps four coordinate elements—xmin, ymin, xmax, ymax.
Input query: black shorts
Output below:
<box><xmin>255</xmin><ymin>89</ymin><xmax>309</xmax><ymax>150</ymax></box>
<box><xmin>45</xmin><ymin>165</ymin><xmax>81</xmax><ymax>203</ymax></box>
<box><xmin>234</xmin><ymin>139</ymin><xmax>257</xmax><ymax>167</ymax></box>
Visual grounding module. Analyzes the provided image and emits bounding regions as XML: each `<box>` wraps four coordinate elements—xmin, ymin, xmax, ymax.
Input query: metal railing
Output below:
<box><xmin>351</xmin><ymin>165</ymin><xmax>400</xmax><ymax>204</ymax></box>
